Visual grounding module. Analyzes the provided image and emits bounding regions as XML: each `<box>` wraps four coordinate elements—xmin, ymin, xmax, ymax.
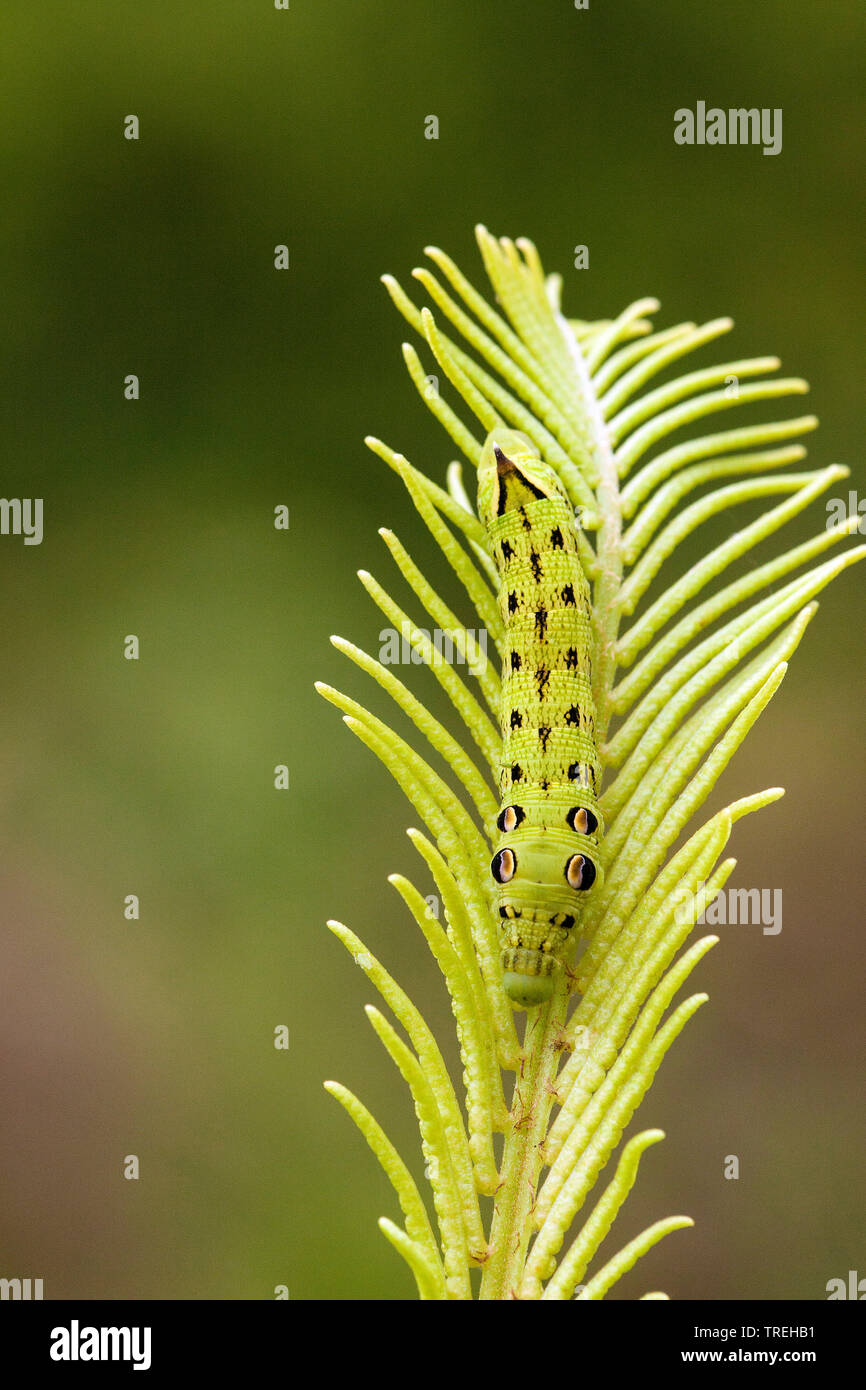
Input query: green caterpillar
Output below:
<box><xmin>477</xmin><ymin>430</ymin><xmax>603</xmax><ymax>1008</ymax></box>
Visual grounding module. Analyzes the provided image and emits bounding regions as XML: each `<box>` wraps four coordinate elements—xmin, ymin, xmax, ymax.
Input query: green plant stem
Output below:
<box><xmin>480</xmin><ymin>991</ymin><xmax>569</xmax><ymax>1298</ymax></box>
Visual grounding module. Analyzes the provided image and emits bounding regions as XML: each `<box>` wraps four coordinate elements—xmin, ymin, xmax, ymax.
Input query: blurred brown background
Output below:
<box><xmin>0</xmin><ymin>0</ymin><xmax>863</xmax><ymax>1299</ymax></box>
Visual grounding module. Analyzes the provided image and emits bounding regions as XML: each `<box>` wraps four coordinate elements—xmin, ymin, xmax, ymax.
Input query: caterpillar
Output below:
<box><xmin>477</xmin><ymin>430</ymin><xmax>603</xmax><ymax>1008</ymax></box>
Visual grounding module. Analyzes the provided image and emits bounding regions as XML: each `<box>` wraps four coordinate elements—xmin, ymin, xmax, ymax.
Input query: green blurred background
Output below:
<box><xmin>1</xmin><ymin>0</ymin><xmax>863</xmax><ymax>1300</ymax></box>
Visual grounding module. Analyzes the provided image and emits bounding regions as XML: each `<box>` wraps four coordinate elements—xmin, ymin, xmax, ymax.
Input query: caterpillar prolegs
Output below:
<box><xmin>477</xmin><ymin>431</ymin><xmax>603</xmax><ymax>1008</ymax></box>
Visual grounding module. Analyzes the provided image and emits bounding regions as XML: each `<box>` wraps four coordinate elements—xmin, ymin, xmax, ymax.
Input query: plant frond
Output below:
<box><xmin>540</xmin><ymin>1128</ymin><xmax>665</xmax><ymax>1300</ymax></box>
<box><xmin>573</xmin><ymin>1216</ymin><xmax>694</xmax><ymax>1301</ymax></box>
<box><xmin>323</xmin><ymin>1082</ymin><xmax>446</xmax><ymax>1298</ymax></box>
<box><xmin>320</xmin><ymin>229</ymin><xmax>862</xmax><ymax>1299</ymax></box>
<box><xmin>377</xmin><ymin>1218</ymin><xmax>448</xmax><ymax>1300</ymax></box>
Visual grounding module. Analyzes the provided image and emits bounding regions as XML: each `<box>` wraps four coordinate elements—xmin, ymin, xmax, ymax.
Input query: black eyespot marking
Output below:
<box><xmin>509</xmin><ymin>709</ymin><xmax>523</xmax><ymax>729</ymax></box>
<box><xmin>530</xmin><ymin>551</ymin><xmax>542</xmax><ymax>582</ymax></box>
<box><xmin>497</xmin><ymin>804</ymin><xmax>525</xmax><ymax>833</ymax></box>
<box><xmin>565</xmin><ymin>705</ymin><xmax>581</xmax><ymax>726</ymax></box>
<box><xmin>511</xmin><ymin>763</ymin><xmax>523</xmax><ymax>782</ymax></box>
<box><xmin>510</xmin><ymin>650</ymin><xmax>522</xmax><ymax>671</ymax></box>
<box><xmin>507</xmin><ymin>590</ymin><xmax>519</xmax><ymax>614</ymax></box>
<box><xmin>501</xmin><ymin>539</ymin><xmax>514</xmax><ymax>562</ymax></box>
<box><xmin>492</xmin><ymin>848</ymin><xmax>517</xmax><ymax>884</ymax></box>
<box><xmin>567</xmin><ymin>806</ymin><xmax>599</xmax><ymax>836</ymax></box>
<box><xmin>568</xmin><ymin>762</ymin><xmax>586</xmax><ymax>783</ymax></box>
<box><xmin>534</xmin><ymin>607</ymin><xmax>548</xmax><ymax>639</ymax></box>
<box><xmin>559</xmin><ymin>914</ymin><xmax>576</xmax><ymax>932</ymax></box>
<box><xmin>561</xmin><ymin>583</ymin><xmax>576</xmax><ymax>606</ymax></box>
<box><xmin>550</xmin><ymin>526</ymin><xmax>564</xmax><ymax>549</ymax></box>
<box><xmin>564</xmin><ymin>647</ymin><xmax>578</xmax><ymax>670</ymax></box>
<box><xmin>565</xmin><ymin>854</ymin><xmax>596</xmax><ymax>891</ymax></box>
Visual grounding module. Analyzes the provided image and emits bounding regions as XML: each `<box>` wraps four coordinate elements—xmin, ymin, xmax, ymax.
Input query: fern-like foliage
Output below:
<box><xmin>317</xmin><ymin>227</ymin><xmax>863</xmax><ymax>1300</ymax></box>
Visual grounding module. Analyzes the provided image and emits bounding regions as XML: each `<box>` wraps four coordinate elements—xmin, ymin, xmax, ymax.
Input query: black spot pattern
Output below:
<box><xmin>489</xmin><ymin>483</ymin><xmax>604</xmax><ymax>984</ymax></box>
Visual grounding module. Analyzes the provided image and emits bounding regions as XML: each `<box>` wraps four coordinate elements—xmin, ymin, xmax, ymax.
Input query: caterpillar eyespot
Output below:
<box><xmin>566</xmin><ymin>806</ymin><xmax>598</xmax><ymax>836</ymax></box>
<box><xmin>477</xmin><ymin>430</ymin><xmax>604</xmax><ymax>1008</ymax></box>
<box><xmin>565</xmin><ymin>853</ymin><xmax>596</xmax><ymax>891</ymax></box>
<box><xmin>491</xmin><ymin>848</ymin><xmax>517</xmax><ymax>884</ymax></box>
<box><xmin>496</xmin><ymin>804</ymin><xmax>525</xmax><ymax>833</ymax></box>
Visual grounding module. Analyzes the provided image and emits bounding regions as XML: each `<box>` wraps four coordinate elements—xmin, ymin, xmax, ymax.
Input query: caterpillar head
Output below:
<box><xmin>492</xmin><ymin>797</ymin><xmax>602</xmax><ymax>1007</ymax></box>
<box><xmin>477</xmin><ymin>430</ymin><xmax>567</xmax><ymax>527</ymax></box>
